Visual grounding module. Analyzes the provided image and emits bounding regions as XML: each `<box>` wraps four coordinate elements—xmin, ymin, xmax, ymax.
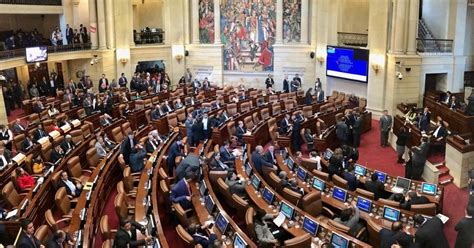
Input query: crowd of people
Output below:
<box><xmin>2</xmin><ymin>29</ymin><xmax>45</xmax><ymax>50</ymax></box>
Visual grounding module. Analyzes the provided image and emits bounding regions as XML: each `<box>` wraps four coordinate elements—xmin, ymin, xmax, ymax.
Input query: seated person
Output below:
<box><xmin>287</xmin><ymin>178</ymin><xmax>304</xmax><ymax>195</ymax></box>
<box><xmin>129</xmin><ymin>143</ymin><xmax>147</xmax><ymax>172</ymax></box>
<box><xmin>174</xmin><ymin>98</ymin><xmax>184</xmax><ymax>109</ymax></box>
<box><xmin>145</xmin><ymin>134</ymin><xmax>160</xmax><ymax>153</ymax></box>
<box><xmin>212</xmin><ymin>99</ymin><xmax>222</xmax><ymax>109</ymax></box>
<box><xmin>400</xmin><ymin>191</ymin><xmax>429</xmax><ymax>211</ymax></box>
<box><xmin>60</xmin><ymin>135</ymin><xmax>75</xmax><ymax>154</ymax></box>
<box><xmin>235</xmin><ymin>121</ymin><xmax>247</xmax><ymax>143</ymax></box>
<box><xmin>187</xmin><ymin>223</ymin><xmax>217</xmax><ymax>248</ymax></box>
<box><xmin>31</xmin><ymin>156</ymin><xmax>45</xmax><ymax>174</ymax></box>
<box><xmin>448</xmin><ymin>95</ymin><xmax>460</xmax><ymax>110</ymax></box>
<box><xmin>254</xmin><ymin>212</ymin><xmax>279</xmax><ymax>246</ymax></box>
<box><xmin>380</xmin><ymin>221</ymin><xmax>414</xmax><ymax>248</ymax></box>
<box><xmin>404</xmin><ymin>107</ymin><xmax>419</xmax><ymax>124</ymax></box>
<box><xmin>15</xmin><ymin>167</ymin><xmax>36</xmax><ymax>191</ymax></box>
<box><xmin>342</xmin><ymin>165</ymin><xmax>359</xmax><ymax>191</ymax></box>
<box><xmin>170</xmin><ymin>171</ymin><xmax>195</xmax><ymax>210</ymax></box>
<box><xmin>209</xmin><ymin>153</ymin><xmax>232</xmax><ymax>171</ymax></box>
<box><xmin>103</xmin><ymin>133</ymin><xmax>116</xmax><ymax>150</ymax></box>
<box><xmin>264</xmin><ymin>146</ymin><xmax>276</xmax><ymax>165</ymax></box>
<box><xmin>12</xmin><ymin>118</ymin><xmax>26</xmax><ymax>133</ymax></box>
<box><xmin>304</xmin><ymin>128</ymin><xmax>314</xmax><ymax>151</ymax></box>
<box><xmin>58</xmin><ymin>170</ymin><xmax>83</xmax><ymax>197</ymax></box>
<box><xmin>225</xmin><ymin>171</ymin><xmax>246</xmax><ymax>197</ymax></box>
<box><xmin>431</xmin><ymin>120</ymin><xmax>448</xmax><ymax>142</ymax></box>
<box><xmin>252</xmin><ymin>145</ymin><xmax>277</xmax><ymax>174</ymax></box>
<box><xmin>122</xmin><ymin>103</ymin><xmax>130</xmax><ymax>118</ymax></box>
<box><xmin>219</xmin><ymin>141</ymin><xmax>235</xmax><ymax>163</ymax></box>
<box><xmin>100</xmin><ymin>113</ymin><xmax>113</xmax><ymax>126</ymax></box>
<box><xmin>48</xmin><ymin>104</ymin><xmax>59</xmax><ymax>117</ymax></box>
<box><xmin>33</xmin><ymin>100</ymin><xmax>45</xmax><ymax>113</ymax></box>
<box><xmin>50</xmin><ymin>143</ymin><xmax>65</xmax><ymax>162</ymax></box>
<box><xmin>33</xmin><ymin>123</ymin><xmax>48</xmax><ymax>142</ymax></box>
<box><xmin>334</xmin><ymin>201</ymin><xmax>362</xmax><ymax>236</ymax></box>
<box><xmin>161</xmin><ymin>100</ymin><xmax>173</xmax><ymax>113</ymax></box>
<box><xmin>365</xmin><ymin>173</ymin><xmax>386</xmax><ymax>200</ymax></box>
<box><xmin>114</xmin><ymin>218</ymin><xmax>151</xmax><ymax>248</ymax></box>
<box><xmin>218</xmin><ymin>110</ymin><xmax>229</xmax><ymax>123</ymax></box>
<box><xmin>0</xmin><ymin>146</ymin><xmax>12</xmax><ymax>168</ymax></box>
<box><xmin>150</xmin><ymin>105</ymin><xmax>163</xmax><ymax>121</ymax></box>
<box><xmin>279</xmin><ymin>114</ymin><xmax>292</xmax><ymax>134</ymax></box>
<box><xmin>309</xmin><ymin>151</ymin><xmax>322</xmax><ymax>170</ymax></box>
<box><xmin>21</xmin><ymin>133</ymin><xmax>35</xmax><ymax>152</ymax></box>
<box><xmin>95</xmin><ymin>136</ymin><xmax>108</xmax><ymax>158</ymax></box>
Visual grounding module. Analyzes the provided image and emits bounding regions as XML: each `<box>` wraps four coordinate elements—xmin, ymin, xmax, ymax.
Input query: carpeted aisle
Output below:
<box><xmin>359</xmin><ymin>120</ymin><xmax>468</xmax><ymax>246</ymax></box>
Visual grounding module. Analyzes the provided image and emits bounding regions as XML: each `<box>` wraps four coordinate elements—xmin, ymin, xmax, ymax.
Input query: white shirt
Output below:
<box><xmin>50</xmin><ymin>79</ymin><xmax>55</xmax><ymax>87</ymax></box>
<box><xmin>433</xmin><ymin>125</ymin><xmax>441</xmax><ymax>138</ymax></box>
<box><xmin>0</xmin><ymin>155</ymin><xmax>7</xmax><ymax>166</ymax></box>
<box><xmin>63</xmin><ymin>179</ymin><xmax>76</xmax><ymax>193</ymax></box>
<box><xmin>202</xmin><ymin>118</ymin><xmax>208</xmax><ymax>130</ymax></box>
<box><xmin>310</xmin><ymin>155</ymin><xmax>322</xmax><ymax>170</ymax></box>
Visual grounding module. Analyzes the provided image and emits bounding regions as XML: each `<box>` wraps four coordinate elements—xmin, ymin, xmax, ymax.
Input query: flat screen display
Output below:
<box><xmin>326</xmin><ymin>46</ymin><xmax>369</xmax><ymax>83</ymax></box>
<box><xmin>383</xmin><ymin>206</ymin><xmax>400</xmax><ymax>222</ymax></box>
<box><xmin>354</xmin><ymin>164</ymin><xmax>366</xmax><ymax>176</ymax></box>
<box><xmin>215</xmin><ymin>213</ymin><xmax>229</xmax><ymax>233</ymax></box>
<box><xmin>205</xmin><ymin>195</ymin><xmax>214</xmax><ymax>214</ymax></box>
<box><xmin>332</xmin><ymin>187</ymin><xmax>347</xmax><ymax>202</ymax></box>
<box><xmin>233</xmin><ymin>233</ymin><xmax>247</xmax><ymax>248</ymax></box>
<box><xmin>374</xmin><ymin>170</ymin><xmax>387</xmax><ymax>183</ymax></box>
<box><xmin>245</xmin><ymin>162</ymin><xmax>252</xmax><ymax>176</ymax></box>
<box><xmin>297</xmin><ymin>167</ymin><xmax>307</xmax><ymax>181</ymax></box>
<box><xmin>279</xmin><ymin>201</ymin><xmax>294</xmax><ymax>220</ymax></box>
<box><xmin>286</xmin><ymin>158</ymin><xmax>294</xmax><ymax>170</ymax></box>
<box><xmin>421</xmin><ymin>182</ymin><xmax>437</xmax><ymax>195</ymax></box>
<box><xmin>302</xmin><ymin>216</ymin><xmax>319</xmax><ymax>236</ymax></box>
<box><xmin>323</xmin><ymin>149</ymin><xmax>333</xmax><ymax>160</ymax></box>
<box><xmin>356</xmin><ymin>196</ymin><xmax>372</xmax><ymax>213</ymax></box>
<box><xmin>251</xmin><ymin>175</ymin><xmax>261</xmax><ymax>190</ymax></box>
<box><xmin>396</xmin><ymin>177</ymin><xmax>411</xmax><ymax>191</ymax></box>
<box><xmin>312</xmin><ymin>177</ymin><xmax>325</xmax><ymax>191</ymax></box>
<box><xmin>262</xmin><ymin>187</ymin><xmax>274</xmax><ymax>204</ymax></box>
<box><xmin>330</xmin><ymin>232</ymin><xmax>349</xmax><ymax>248</ymax></box>
<box><xmin>25</xmin><ymin>46</ymin><xmax>48</xmax><ymax>63</ymax></box>
<box><xmin>199</xmin><ymin>182</ymin><xmax>207</xmax><ymax>196</ymax></box>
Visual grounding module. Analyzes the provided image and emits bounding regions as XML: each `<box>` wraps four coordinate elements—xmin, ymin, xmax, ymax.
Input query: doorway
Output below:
<box><xmin>424</xmin><ymin>73</ymin><xmax>447</xmax><ymax>93</ymax></box>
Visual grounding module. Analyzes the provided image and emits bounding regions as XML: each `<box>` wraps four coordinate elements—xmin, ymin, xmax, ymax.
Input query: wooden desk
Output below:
<box><xmin>424</xmin><ymin>95</ymin><xmax>474</xmax><ymax>134</ymax></box>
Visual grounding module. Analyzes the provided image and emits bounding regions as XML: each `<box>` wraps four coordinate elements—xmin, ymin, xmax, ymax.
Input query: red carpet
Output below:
<box><xmin>359</xmin><ymin>120</ymin><xmax>468</xmax><ymax>246</ymax></box>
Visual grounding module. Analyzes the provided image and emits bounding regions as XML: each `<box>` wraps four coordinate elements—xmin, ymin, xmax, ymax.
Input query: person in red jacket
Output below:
<box><xmin>15</xmin><ymin>167</ymin><xmax>36</xmax><ymax>190</ymax></box>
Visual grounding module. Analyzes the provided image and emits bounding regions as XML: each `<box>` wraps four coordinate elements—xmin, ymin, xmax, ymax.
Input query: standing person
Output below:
<box><xmin>16</xmin><ymin>219</ymin><xmax>45</xmax><ymax>248</ymax></box>
<box><xmin>65</xmin><ymin>24</ymin><xmax>74</xmax><ymax>44</ymax></box>
<box><xmin>396</xmin><ymin>126</ymin><xmax>410</xmax><ymax>163</ymax></box>
<box><xmin>413</xmin><ymin>214</ymin><xmax>449</xmax><ymax>248</ymax></box>
<box><xmin>79</xmin><ymin>24</ymin><xmax>88</xmax><ymax>43</ymax></box>
<box><xmin>2</xmin><ymin>84</ymin><xmax>12</xmax><ymax>116</ymax></box>
<box><xmin>12</xmin><ymin>80</ymin><xmax>23</xmax><ymax>109</ymax></box>
<box><xmin>0</xmin><ymin>125</ymin><xmax>13</xmax><ymax>151</ymax></box>
<box><xmin>410</xmin><ymin>136</ymin><xmax>430</xmax><ymax>180</ymax></box>
<box><xmin>305</xmin><ymin>88</ymin><xmax>313</xmax><ymax>105</ymax></box>
<box><xmin>185</xmin><ymin>114</ymin><xmax>194</xmax><ymax>146</ymax></box>
<box><xmin>166</xmin><ymin>139</ymin><xmax>185</xmax><ymax>176</ymax></box>
<box><xmin>293</xmin><ymin>73</ymin><xmax>302</xmax><ymax>86</ymax></box>
<box><xmin>118</xmin><ymin>73</ymin><xmax>127</xmax><ymax>87</ymax></box>
<box><xmin>454</xmin><ymin>205</ymin><xmax>474</xmax><ymax>248</ymax></box>
<box><xmin>314</xmin><ymin>78</ymin><xmax>322</xmax><ymax>90</ymax></box>
<box><xmin>328</xmin><ymin>148</ymin><xmax>343</xmax><ymax>180</ymax></box>
<box><xmin>282</xmin><ymin>75</ymin><xmax>289</xmax><ymax>93</ymax></box>
<box><xmin>418</xmin><ymin>107</ymin><xmax>431</xmax><ymax>133</ymax></box>
<box><xmin>265</xmin><ymin>74</ymin><xmax>274</xmax><ymax>89</ymax></box>
<box><xmin>114</xmin><ymin>219</ymin><xmax>151</xmax><ymax>248</ymax></box>
<box><xmin>379</xmin><ymin>110</ymin><xmax>392</xmax><ymax>147</ymax></box>
<box><xmin>336</xmin><ymin>117</ymin><xmax>349</xmax><ymax>146</ymax></box>
<box><xmin>98</xmin><ymin>74</ymin><xmax>108</xmax><ymax>93</ymax></box>
<box><xmin>290</xmin><ymin>78</ymin><xmax>299</xmax><ymax>92</ymax></box>
<box><xmin>185</xmin><ymin>68</ymin><xmax>192</xmax><ymax>85</ymax></box>
<box><xmin>352</xmin><ymin>112</ymin><xmax>362</xmax><ymax>148</ymax></box>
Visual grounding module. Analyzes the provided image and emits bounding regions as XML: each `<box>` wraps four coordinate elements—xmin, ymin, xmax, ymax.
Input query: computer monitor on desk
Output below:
<box><xmin>251</xmin><ymin>174</ymin><xmax>261</xmax><ymax>190</ymax></box>
<box><xmin>302</xmin><ymin>216</ymin><xmax>319</xmax><ymax>236</ymax></box>
<box><xmin>286</xmin><ymin>158</ymin><xmax>294</xmax><ymax>170</ymax></box>
<box><xmin>312</xmin><ymin>177</ymin><xmax>325</xmax><ymax>191</ymax></box>
<box><xmin>262</xmin><ymin>187</ymin><xmax>274</xmax><ymax>204</ymax></box>
<box><xmin>383</xmin><ymin>206</ymin><xmax>400</xmax><ymax>222</ymax></box>
<box><xmin>296</xmin><ymin>167</ymin><xmax>307</xmax><ymax>181</ymax></box>
<box><xmin>215</xmin><ymin>213</ymin><xmax>229</xmax><ymax>233</ymax></box>
<box><xmin>205</xmin><ymin>195</ymin><xmax>215</xmax><ymax>214</ymax></box>
<box><xmin>374</xmin><ymin>170</ymin><xmax>387</xmax><ymax>183</ymax></box>
<box><xmin>234</xmin><ymin>233</ymin><xmax>247</xmax><ymax>248</ymax></box>
<box><xmin>199</xmin><ymin>182</ymin><xmax>207</xmax><ymax>197</ymax></box>
<box><xmin>354</xmin><ymin>164</ymin><xmax>366</xmax><ymax>176</ymax></box>
<box><xmin>332</xmin><ymin>187</ymin><xmax>347</xmax><ymax>202</ymax></box>
<box><xmin>395</xmin><ymin>177</ymin><xmax>411</xmax><ymax>192</ymax></box>
<box><xmin>421</xmin><ymin>182</ymin><xmax>437</xmax><ymax>195</ymax></box>
<box><xmin>356</xmin><ymin>196</ymin><xmax>372</xmax><ymax>213</ymax></box>
<box><xmin>279</xmin><ymin>201</ymin><xmax>295</xmax><ymax>220</ymax></box>
<box><xmin>324</xmin><ymin>149</ymin><xmax>333</xmax><ymax>160</ymax></box>
<box><xmin>330</xmin><ymin>232</ymin><xmax>349</xmax><ymax>248</ymax></box>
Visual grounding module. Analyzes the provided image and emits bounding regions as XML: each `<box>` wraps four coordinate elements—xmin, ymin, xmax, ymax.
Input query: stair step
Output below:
<box><xmin>437</xmin><ymin>165</ymin><xmax>450</xmax><ymax>176</ymax></box>
<box><xmin>438</xmin><ymin>174</ymin><xmax>453</xmax><ymax>185</ymax></box>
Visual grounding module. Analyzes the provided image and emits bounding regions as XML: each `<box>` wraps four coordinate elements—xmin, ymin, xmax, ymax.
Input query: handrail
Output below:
<box><xmin>0</xmin><ymin>43</ymin><xmax>92</xmax><ymax>60</ymax></box>
<box><xmin>0</xmin><ymin>0</ymin><xmax>61</xmax><ymax>5</ymax></box>
<box><xmin>416</xmin><ymin>38</ymin><xmax>454</xmax><ymax>42</ymax></box>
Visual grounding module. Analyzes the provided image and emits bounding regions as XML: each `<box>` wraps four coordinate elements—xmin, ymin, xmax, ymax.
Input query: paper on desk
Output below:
<box><xmin>436</xmin><ymin>214</ymin><xmax>449</xmax><ymax>224</ymax></box>
<box><xmin>273</xmin><ymin>212</ymin><xmax>285</xmax><ymax>227</ymax></box>
<box><xmin>5</xmin><ymin>209</ymin><xmax>18</xmax><ymax>220</ymax></box>
<box><xmin>391</xmin><ymin>187</ymin><xmax>404</xmax><ymax>194</ymax></box>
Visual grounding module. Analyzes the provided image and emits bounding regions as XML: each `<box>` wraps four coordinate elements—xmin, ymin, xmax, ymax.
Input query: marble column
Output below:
<box><xmin>276</xmin><ymin>0</ymin><xmax>283</xmax><ymax>44</ymax></box>
<box><xmin>391</xmin><ymin>0</ymin><xmax>407</xmax><ymax>54</ymax></box>
<box><xmin>88</xmin><ymin>0</ymin><xmax>98</xmax><ymax>49</ymax></box>
<box><xmin>300</xmin><ymin>0</ymin><xmax>308</xmax><ymax>44</ymax></box>
<box><xmin>96</xmin><ymin>0</ymin><xmax>107</xmax><ymax>49</ymax></box>
<box><xmin>72</xmin><ymin>0</ymin><xmax>80</xmax><ymax>28</ymax></box>
<box><xmin>406</xmin><ymin>0</ymin><xmax>419</xmax><ymax>54</ymax></box>
<box><xmin>213</xmin><ymin>0</ymin><xmax>221</xmax><ymax>44</ymax></box>
<box><xmin>192</xmin><ymin>0</ymin><xmax>200</xmax><ymax>44</ymax></box>
<box><xmin>105</xmin><ymin>0</ymin><xmax>115</xmax><ymax>49</ymax></box>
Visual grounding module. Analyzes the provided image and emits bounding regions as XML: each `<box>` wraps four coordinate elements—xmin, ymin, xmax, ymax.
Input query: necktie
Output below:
<box><xmin>30</xmin><ymin>236</ymin><xmax>37</xmax><ymax>248</ymax></box>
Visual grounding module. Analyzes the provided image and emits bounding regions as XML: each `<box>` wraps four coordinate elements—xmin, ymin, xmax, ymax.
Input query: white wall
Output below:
<box><xmin>72</xmin><ymin>0</ymin><xmax>89</xmax><ymax>29</ymax></box>
<box><xmin>0</xmin><ymin>14</ymin><xmax>59</xmax><ymax>38</ymax></box>
<box><xmin>135</xmin><ymin>1</ymin><xmax>164</xmax><ymax>30</ymax></box>
<box><xmin>327</xmin><ymin>77</ymin><xmax>368</xmax><ymax>98</ymax></box>
<box><xmin>337</xmin><ymin>0</ymin><xmax>369</xmax><ymax>34</ymax></box>
<box><xmin>422</xmin><ymin>0</ymin><xmax>450</xmax><ymax>39</ymax></box>
<box><xmin>464</xmin><ymin>7</ymin><xmax>474</xmax><ymax>70</ymax></box>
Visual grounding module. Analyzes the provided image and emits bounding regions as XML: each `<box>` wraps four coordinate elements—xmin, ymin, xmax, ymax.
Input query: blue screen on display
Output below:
<box><xmin>297</xmin><ymin>167</ymin><xmax>307</xmax><ymax>181</ymax></box>
<box><xmin>215</xmin><ymin>213</ymin><xmax>229</xmax><ymax>233</ymax></box>
<box><xmin>421</xmin><ymin>182</ymin><xmax>437</xmax><ymax>195</ymax></box>
<box><xmin>312</xmin><ymin>177</ymin><xmax>325</xmax><ymax>191</ymax></box>
<box><xmin>302</xmin><ymin>216</ymin><xmax>319</xmax><ymax>236</ymax></box>
<box><xmin>374</xmin><ymin>171</ymin><xmax>387</xmax><ymax>183</ymax></box>
<box><xmin>330</xmin><ymin>232</ymin><xmax>349</xmax><ymax>248</ymax></box>
<box><xmin>262</xmin><ymin>187</ymin><xmax>274</xmax><ymax>204</ymax></box>
<box><xmin>280</xmin><ymin>201</ymin><xmax>294</xmax><ymax>219</ymax></box>
<box><xmin>287</xmin><ymin>158</ymin><xmax>294</xmax><ymax>170</ymax></box>
<box><xmin>205</xmin><ymin>195</ymin><xmax>214</xmax><ymax>214</ymax></box>
<box><xmin>383</xmin><ymin>206</ymin><xmax>400</xmax><ymax>222</ymax></box>
<box><xmin>356</xmin><ymin>196</ymin><xmax>372</xmax><ymax>213</ymax></box>
<box><xmin>326</xmin><ymin>46</ymin><xmax>369</xmax><ymax>83</ymax></box>
<box><xmin>251</xmin><ymin>175</ymin><xmax>261</xmax><ymax>190</ymax></box>
<box><xmin>332</xmin><ymin>187</ymin><xmax>347</xmax><ymax>202</ymax></box>
<box><xmin>233</xmin><ymin>233</ymin><xmax>247</xmax><ymax>248</ymax></box>
<box><xmin>245</xmin><ymin>163</ymin><xmax>252</xmax><ymax>176</ymax></box>
<box><xmin>354</xmin><ymin>164</ymin><xmax>366</xmax><ymax>176</ymax></box>
<box><xmin>324</xmin><ymin>150</ymin><xmax>333</xmax><ymax>160</ymax></box>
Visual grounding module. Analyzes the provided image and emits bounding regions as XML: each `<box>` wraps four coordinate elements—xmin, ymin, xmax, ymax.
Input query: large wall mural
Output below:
<box><xmin>220</xmin><ymin>0</ymin><xmax>276</xmax><ymax>72</ymax></box>
<box><xmin>283</xmin><ymin>0</ymin><xmax>301</xmax><ymax>43</ymax></box>
<box><xmin>199</xmin><ymin>0</ymin><xmax>215</xmax><ymax>44</ymax></box>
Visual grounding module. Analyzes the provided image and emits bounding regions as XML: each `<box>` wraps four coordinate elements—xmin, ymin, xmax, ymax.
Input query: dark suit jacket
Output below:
<box><xmin>264</xmin><ymin>151</ymin><xmax>276</xmax><ymax>164</ymax></box>
<box><xmin>235</xmin><ymin>126</ymin><xmax>246</xmax><ymax>140</ymax></box>
<box><xmin>364</xmin><ymin>180</ymin><xmax>385</xmax><ymax>200</ymax></box>
<box><xmin>170</xmin><ymin>178</ymin><xmax>191</xmax><ymax>203</ymax></box>
<box><xmin>280</xmin><ymin>118</ymin><xmax>290</xmax><ymax>134</ymax></box>
<box><xmin>145</xmin><ymin>140</ymin><xmax>158</xmax><ymax>153</ymax></box>
<box><xmin>219</xmin><ymin>147</ymin><xmax>235</xmax><ymax>162</ymax></box>
<box><xmin>50</xmin><ymin>149</ymin><xmax>64</xmax><ymax>162</ymax></box>
<box><xmin>283</xmin><ymin>79</ymin><xmax>289</xmax><ymax>92</ymax></box>
<box><xmin>175</xmin><ymin>154</ymin><xmax>200</xmax><ymax>181</ymax></box>
<box><xmin>251</xmin><ymin>151</ymin><xmax>273</xmax><ymax>173</ymax></box>
<box><xmin>0</xmin><ymin>151</ymin><xmax>11</xmax><ymax>167</ymax></box>
<box><xmin>47</xmin><ymin>239</ymin><xmax>63</xmax><ymax>248</ymax></box>
<box><xmin>21</xmin><ymin>139</ymin><xmax>34</xmax><ymax>152</ymax></box>
<box><xmin>412</xmin><ymin>142</ymin><xmax>430</xmax><ymax>164</ymax></box>
<box><xmin>414</xmin><ymin>217</ymin><xmax>449</xmax><ymax>248</ymax></box>
<box><xmin>380</xmin><ymin>229</ymin><xmax>413</xmax><ymax>248</ymax></box>
<box><xmin>400</xmin><ymin>195</ymin><xmax>429</xmax><ymax>210</ymax></box>
<box><xmin>336</xmin><ymin>121</ymin><xmax>349</xmax><ymax>141</ymax></box>
<box><xmin>60</xmin><ymin>140</ymin><xmax>74</xmax><ymax>153</ymax></box>
<box><xmin>13</xmin><ymin>123</ymin><xmax>25</xmax><ymax>133</ymax></box>
<box><xmin>113</xmin><ymin>224</ymin><xmax>146</xmax><ymax>248</ymax></box>
<box><xmin>16</xmin><ymin>233</ymin><xmax>41</xmax><ymax>248</ymax></box>
<box><xmin>33</xmin><ymin>128</ymin><xmax>47</xmax><ymax>142</ymax></box>
<box><xmin>121</xmin><ymin>137</ymin><xmax>138</xmax><ymax>164</ymax></box>
<box><xmin>129</xmin><ymin>148</ymin><xmax>146</xmax><ymax>172</ymax></box>
<box><xmin>343</xmin><ymin>171</ymin><xmax>358</xmax><ymax>191</ymax></box>
<box><xmin>418</xmin><ymin>112</ymin><xmax>431</xmax><ymax>132</ymax></box>
<box><xmin>454</xmin><ymin>217</ymin><xmax>474</xmax><ymax>248</ymax></box>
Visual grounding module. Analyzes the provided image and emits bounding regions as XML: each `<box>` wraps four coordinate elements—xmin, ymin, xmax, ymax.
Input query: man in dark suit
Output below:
<box><xmin>252</xmin><ymin>145</ymin><xmax>277</xmax><ymax>173</ymax></box>
<box><xmin>114</xmin><ymin>218</ymin><xmax>151</xmax><ymax>248</ymax></box>
<box><xmin>235</xmin><ymin>121</ymin><xmax>246</xmax><ymax>143</ymax></box>
<box><xmin>342</xmin><ymin>166</ymin><xmax>359</xmax><ymax>191</ymax></box>
<box><xmin>454</xmin><ymin>205</ymin><xmax>474</xmax><ymax>248</ymax></box>
<box><xmin>465</xmin><ymin>94</ymin><xmax>474</xmax><ymax>116</ymax></box>
<box><xmin>118</xmin><ymin>73</ymin><xmax>128</xmax><ymax>87</ymax></box>
<box><xmin>58</xmin><ymin>170</ymin><xmax>83</xmax><ymax>197</ymax></box>
<box><xmin>16</xmin><ymin>219</ymin><xmax>44</xmax><ymax>248</ymax></box>
<box><xmin>60</xmin><ymin>135</ymin><xmax>75</xmax><ymax>154</ymax></box>
<box><xmin>336</xmin><ymin>118</ymin><xmax>349</xmax><ymax>145</ymax></box>
<box><xmin>129</xmin><ymin>144</ymin><xmax>147</xmax><ymax>173</ymax></box>
<box><xmin>448</xmin><ymin>95</ymin><xmax>460</xmax><ymax>110</ymax></box>
<box><xmin>65</xmin><ymin>24</ymin><xmax>73</xmax><ymax>44</ymax></box>
<box><xmin>166</xmin><ymin>139</ymin><xmax>185</xmax><ymax>175</ymax></box>
<box><xmin>170</xmin><ymin>171</ymin><xmax>195</xmax><ymax>209</ymax></box>
<box><xmin>400</xmin><ymin>191</ymin><xmax>429</xmax><ymax>210</ymax></box>
<box><xmin>225</xmin><ymin>171</ymin><xmax>246</xmax><ymax>197</ymax></box>
<box><xmin>431</xmin><ymin>120</ymin><xmax>448</xmax><ymax>142</ymax></box>
<box><xmin>201</xmin><ymin>113</ymin><xmax>211</xmax><ymax>139</ymax></box>
<box><xmin>264</xmin><ymin>145</ymin><xmax>276</xmax><ymax>164</ymax></box>
<box><xmin>161</xmin><ymin>100</ymin><xmax>173</xmax><ymax>114</ymax></box>
<box><xmin>98</xmin><ymin>74</ymin><xmax>108</xmax><ymax>93</ymax></box>
<box><xmin>50</xmin><ymin>144</ymin><xmax>64</xmax><ymax>162</ymax></box>
<box><xmin>279</xmin><ymin>114</ymin><xmax>292</xmax><ymax>134</ymax></box>
<box><xmin>175</xmin><ymin>150</ymin><xmax>200</xmax><ymax>181</ymax></box>
<box><xmin>411</xmin><ymin>136</ymin><xmax>430</xmax><ymax>180</ymax></box>
<box><xmin>352</xmin><ymin>113</ymin><xmax>362</xmax><ymax>147</ymax></box>
<box><xmin>413</xmin><ymin>214</ymin><xmax>449</xmax><ymax>248</ymax></box>
<box><xmin>219</xmin><ymin>141</ymin><xmax>235</xmax><ymax>163</ymax></box>
<box><xmin>187</xmin><ymin>223</ymin><xmax>217</xmax><ymax>248</ymax></box>
<box><xmin>265</xmin><ymin>74</ymin><xmax>274</xmax><ymax>89</ymax></box>
<box><xmin>315</xmin><ymin>88</ymin><xmax>325</xmax><ymax>103</ymax></box>
<box><xmin>145</xmin><ymin>134</ymin><xmax>159</xmax><ymax>153</ymax></box>
<box><xmin>0</xmin><ymin>147</ymin><xmax>11</xmax><ymax>168</ymax></box>
<box><xmin>379</xmin><ymin>110</ymin><xmax>392</xmax><ymax>147</ymax></box>
<box><xmin>418</xmin><ymin>107</ymin><xmax>431</xmax><ymax>132</ymax></box>
<box><xmin>121</xmin><ymin>131</ymin><xmax>138</xmax><ymax>164</ymax></box>
<box><xmin>379</xmin><ymin>221</ymin><xmax>413</xmax><ymax>248</ymax></box>
<box><xmin>209</xmin><ymin>153</ymin><xmax>232</xmax><ymax>171</ymax></box>
<box><xmin>12</xmin><ymin>119</ymin><xmax>26</xmax><ymax>133</ymax></box>
<box><xmin>21</xmin><ymin>134</ymin><xmax>34</xmax><ymax>152</ymax></box>
<box><xmin>47</xmin><ymin>230</ymin><xmax>67</xmax><ymax>248</ymax></box>
<box><xmin>283</xmin><ymin>75</ymin><xmax>289</xmax><ymax>93</ymax></box>
<box><xmin>364</xmin><ymin>173</ymin><xmax>385</xmax><ymax>200</ymax></box>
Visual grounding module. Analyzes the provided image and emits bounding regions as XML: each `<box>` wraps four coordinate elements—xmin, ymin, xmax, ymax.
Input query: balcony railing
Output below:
<box><xmin>337</xmin><ymin>32</ymin><xmax>368</xmax><ymax>47</ymax></box>
<box><xmin>134</xmin><ymin>31</ymin><xmax>165</xmax><ymax>45</ymax></box>
<box><xmin>0</xmin><ymin>0</ymin><xmax>61</xmax><ymax>5</ymax></box>
<box><xmin>416</xmin><ymin>38</ymin><xmax>453</xmax><ymax>54</ymax></box>
<box><xmin>0</xmin><ymin>43</ymin><xmax>92</xmax><ymax>60</ymax></box>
